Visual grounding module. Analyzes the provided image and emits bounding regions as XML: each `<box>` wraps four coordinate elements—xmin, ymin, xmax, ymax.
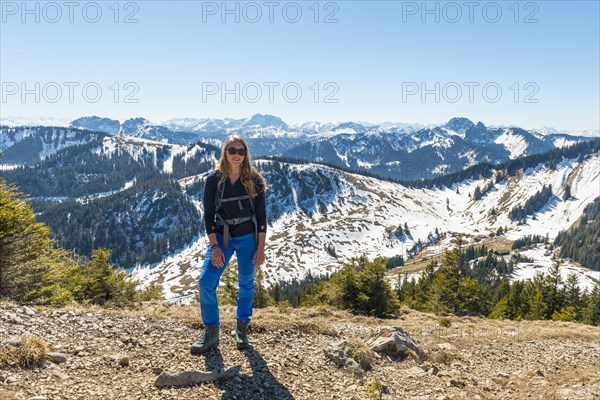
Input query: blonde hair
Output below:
<box><xmin>216</xmin><ymin>135</ymin><xmax>266</xmax><ymax>197</ymax></box>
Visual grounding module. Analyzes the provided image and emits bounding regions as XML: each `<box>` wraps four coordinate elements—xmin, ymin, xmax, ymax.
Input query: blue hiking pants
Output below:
<box><xmin>199</xmin><ymin>232</ymin><xmax>256</xmax><ymax>327</ymax></box>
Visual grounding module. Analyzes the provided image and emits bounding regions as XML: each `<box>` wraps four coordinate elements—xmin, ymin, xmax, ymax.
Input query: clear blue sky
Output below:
<box><xmin>1</xmin><ymin>0</ymin><xmax>599</xmax><ymax>131</ymax></box>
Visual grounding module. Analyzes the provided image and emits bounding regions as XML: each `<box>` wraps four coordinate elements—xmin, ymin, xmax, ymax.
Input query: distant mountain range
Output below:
<box><xmin>1</xmin><ymin>115</ymin><xmax>596</xmax><ymax>180</ymax></box>
<box><xmin>3</xmin><ymin>114</ymin><xmax>597</xmax><ymax>136</ymax></box>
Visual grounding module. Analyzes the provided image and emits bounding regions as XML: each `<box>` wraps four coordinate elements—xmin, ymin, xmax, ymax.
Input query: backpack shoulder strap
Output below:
<box><xmin>214</xmin><ymin>172</ymin><xmax>225</xmax><ymax>213</ymax></box>
<box><xmin>245</xmin><ymin>177</ymin><xmax>258</xmax><ymax>214</ymax></box>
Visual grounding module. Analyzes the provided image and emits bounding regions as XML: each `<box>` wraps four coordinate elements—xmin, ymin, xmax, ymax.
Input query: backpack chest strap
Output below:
<box><xmin>219</xmin><ymin>195</ymin><xmax>252</xmax><ymax>210</ymax></box>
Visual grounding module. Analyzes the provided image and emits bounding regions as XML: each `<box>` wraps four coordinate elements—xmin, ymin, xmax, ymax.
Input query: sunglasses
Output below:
<box><xmin>226</xmin><ymin>147</ymin><xmax>246</xmax><ymax>156</ymax></box>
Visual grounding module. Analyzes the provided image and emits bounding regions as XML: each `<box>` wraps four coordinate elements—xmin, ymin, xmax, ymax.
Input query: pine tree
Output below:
<box><xmin>136</xmin><ymin>282</ymin><xmax>164</xmax><ymax>301</ymax></box>
<box><xmin>506</xmin><ymin>280</ymin><xmax>526</xmax><ymax>319</ymax></box>
<box><xmin>356</xmin><ymin>257</ymin><xmax>399</xmax><ymax>317</ymax></box>
<box><xmin>489</xmin><ymin>296</ymin><xmax>509</xmax><ymax>319</ymax></box>
<box><xmin>0</xmin><ymin>179</ymin><xmax>65</xmax><ymax>302</ymax></box>
<box><xmin>544</xmin><ymin>260</ymin><xmax>565</xmax><ymax>318</ymax></box>
<box><xmin>491</xmin><ymin>279</ymin><xmax>511</xmax><ymax>306</ymax></box>
<box><xmin>75</xmin><ymin>248</ymin><xmax>138</xmax><ymax>305</ymax></box>
<box><xmin>217</xmin><ymin>262</ymin><xmax>239</xmax><ymax>306</ymax></box>
<box><xmin>564</xmin><ymin>273</ymin><xmax>582</xmax><ymax>312</ymax></box>
<box><xmin>396</xmin><ymin>273</ymin><xmax>410</xmax><ymax>303</ymax></box>
<box><xmin>458</xmin><ymin>277</ymin><xmax>486</xmax><ymax>315</ymax></box>
<box><xmin>327</xmin><ymin>256</ymin><xmax>399</xmax><ymax>317</ymax></box>
<box><xmin>430</xmin><ymin>235</ymin><xmax>462</xmax><ymax>314</ymax></box>
<box><xmin>551</xmin><ymin>306</ymin><xmax>576</xmax><ymax>322</ymax></box>
<box><xmin>253</xmin><ymin>267</ymin><xmax>274</xmax><ymax>308</ymax></box>
<box><xmin>413</xmin><ymin>261</ymin><xmax>437</xmax><ymax>310</ymax></box>
<box><xmin>271</xmin><ymin>282</ymin><xmax>282</xmax><ymax>304</ymax></box>
<box><xmin>582</xmin><ymin>283</ymin><xmax>600</xmax><ymax>326</ymax></box>
<box><xmin>527</xmin><ymin>288</ymin><xmax>547</xmax><ymax>320</ymax></box>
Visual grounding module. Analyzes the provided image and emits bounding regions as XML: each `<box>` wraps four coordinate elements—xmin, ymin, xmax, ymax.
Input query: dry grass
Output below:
<box><xmin>0</xmin><ymin>335</ymin><xmax>49</xmax><ymax>368</ymax></box>
<box><xmin>82</xmin><ymin>302</ymin><xmax>341</xmax><ymax>336</ymax></box>
<box><xmin>394</xmin><ymin>254</ymin><xmax>441</xmax><ymax>274</ymax></box>
<box><xmin>383</xmin><ymin>308</ymin><xmax>600</xmax><ymax>347</ymax></box>
<box><xmin>344</xmin><ymin>337</ymin><xmax>375</xmax><ymax>370</ymax></box>
<box><xmin>252</xmin><ymin>306</ymin><xmax>338</xmax><ymax>336</ymax></box>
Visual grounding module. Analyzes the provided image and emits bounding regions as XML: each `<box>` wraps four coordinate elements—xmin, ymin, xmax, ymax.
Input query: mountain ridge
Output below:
<box><xmin>1</xmin><ymin>117</ymin><xmax>593</xmax><ymax>180</ymax></box>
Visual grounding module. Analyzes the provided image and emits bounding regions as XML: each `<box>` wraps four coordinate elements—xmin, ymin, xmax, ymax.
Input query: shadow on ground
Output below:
<box><xmin>203</xmin><ymin>346</ymin><xmax>294</xmax><ymax>400</ymax></box>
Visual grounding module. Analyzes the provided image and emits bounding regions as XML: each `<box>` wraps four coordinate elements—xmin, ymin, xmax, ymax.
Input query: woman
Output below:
<box><xmin>191</xmin><ymin>135</ymin><xmax>267</xmax><ymax>354</ymax></box>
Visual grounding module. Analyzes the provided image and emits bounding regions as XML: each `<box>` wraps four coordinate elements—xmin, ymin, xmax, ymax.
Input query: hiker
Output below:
<box><xmin>192</xmin><ymin>135</ymin><xmax>267</xmax><ymax>354</ymax></box>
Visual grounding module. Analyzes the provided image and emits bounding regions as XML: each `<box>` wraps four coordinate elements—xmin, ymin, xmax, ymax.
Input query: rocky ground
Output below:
<box><xmin>1</xmin><ymin>301</ymin><xmax>599</xmax><ymax>400</ymax></box>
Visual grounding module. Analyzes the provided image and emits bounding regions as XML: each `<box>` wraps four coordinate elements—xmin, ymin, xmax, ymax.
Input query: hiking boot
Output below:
<box><xmin>191</xmin><ymin>326</ymin><xmax>219</xmax><ymax>355</ymax></box>
<box><xmin>235</xmin><ymin>320</ymin><xmax>250</xmax><ymax>349</ymax></box>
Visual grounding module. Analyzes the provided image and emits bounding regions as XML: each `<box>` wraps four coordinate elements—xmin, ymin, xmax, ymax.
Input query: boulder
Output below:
<box><xmin>47</xmin><ymin>352</ymin><xmax>67</xmax><ymax>364</ymax></box>
<box><xmin>366</xmin><ymin>326</ymin><xmax>422</xmax><ymax>362</ymax></box>
<box><xmin>154</xmin><ymin>370</ymin><xmax>218</xmax><ymax>388</ymax></box>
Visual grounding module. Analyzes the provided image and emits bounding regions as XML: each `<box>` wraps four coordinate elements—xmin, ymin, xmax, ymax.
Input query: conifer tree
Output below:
<box><xmin>527</xmin><ymin>288</ymin><xmax>547</xmax><ymax>320</ymax></box>
<box><xmin>506</xmin><ymin>280</ymin><xmax>526</xmax><ymax>319</ymax></box>
<box><xmin>79</xmin><ymin>248</ymin><xmax>137</xmax><ymax>305</ymax></box>
<box><xmin>253</xmin><ymin>267</ymin><xmax>274</xmax><ymax>308</ymax></box>
<box><xmin>582</xmin><ymin>283</ymin><xmax>600</xmax><ymax>326</ymax></box>
<box><xmin>0</xmin><ymin>178</ymin><xmax>65</xmax><ymax>302</ymax></box>
<box><xmin>430</xmin><ymin>235</ymin><xmax>462</xmax><ymax>314</ymax></box>
<box><xmin>564</xmin><ymin>273</ymin><xmax>582</xmax><ymax>312</ymax></box>
<box><xmin>544</xmin><ymin>260</ymin><xmax>565</xmax><ymax>318</ymax></box>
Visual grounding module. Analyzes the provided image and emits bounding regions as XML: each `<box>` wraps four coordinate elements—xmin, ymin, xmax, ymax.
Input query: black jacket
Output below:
<box><xmin>203</xmin><ymin>171</ymin><xmax>267</xmax><ymax>237</ymax></box>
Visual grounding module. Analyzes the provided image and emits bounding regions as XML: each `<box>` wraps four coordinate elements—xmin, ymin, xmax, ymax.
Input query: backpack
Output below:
<box><xmin>213</xmin><ymin>172</ymin><xmax>258</xmax><ymax>248</ymax></box>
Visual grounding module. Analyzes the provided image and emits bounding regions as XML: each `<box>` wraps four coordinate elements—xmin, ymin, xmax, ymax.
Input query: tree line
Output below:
<box><xmin>509</xmin><ymin>185</ymin><xmax>553</xmax><ymax>222</ymax></box>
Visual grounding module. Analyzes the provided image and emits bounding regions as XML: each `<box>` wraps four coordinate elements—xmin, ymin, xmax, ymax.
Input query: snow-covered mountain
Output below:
<box><xmin>70</xmin><ymin>116</ymin><xmax>121</xmax><ymax>135</ymax></box>
<box><xmin>2</xmin><ymin>116</ymin><xmax>594</xmax><ymax>180</ymax></box>
<box><xmin>0</xmin><ymin>116</ymin><xmax>71</xmax><ymax>127</ymax></box>
<box><xmin>535</xmin><ymin>127</ymin><xmax>599</xmax><ymax>138</ymax></box>
<box><xmin>160</xmin><ymin>114</ymin><xmax>293</xmax><ymax>140</ymax></box>
<box><xmin>91</xmin><ymin>134</ymin><xmax>217</xmax><ymax>174</ymax></box>
<box><xmin>119</xmin><ymin>117</ymin><xmax>201</xmax><ymax>144</ymax></box>
<box><xmin>0</xmin><ymin>126</ymin><xmax>105</xmax><ymax>164</ymax></box>
<box><xmin>280</xmin><ymin>118</ymin><xmax>588</xmax><ymax>179</ymax></box>
<box><xmin>288</xmin><ymin>121</ymin><xmax>338</xmax><ymax>134</ymax></box>
<box><xmin>1</xmin><ymin>134</ymin><xmax>222</xmax><ymax>268</ymax></box>
<box><xmin>1</xmin><ymin>133</ymin><xmax>220</xmax><ymax>200</ymax></box>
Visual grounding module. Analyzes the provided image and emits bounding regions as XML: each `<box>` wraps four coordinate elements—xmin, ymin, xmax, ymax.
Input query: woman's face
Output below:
<box><xmin>225</xmin><ymin>140</ymin><xmax>246</xmax><ymax>170</ymax></box>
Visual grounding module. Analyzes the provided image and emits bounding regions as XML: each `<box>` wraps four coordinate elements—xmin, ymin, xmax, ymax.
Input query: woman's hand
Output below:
<box><xmin>252</xmin><ymin>247</ymin><xmax>265</xmax><ymax>267</ymax></box>
<box><xmin>211</xmin><ymin>246</ymin><xmax>225</xmax><ymax>268</ymax></box>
